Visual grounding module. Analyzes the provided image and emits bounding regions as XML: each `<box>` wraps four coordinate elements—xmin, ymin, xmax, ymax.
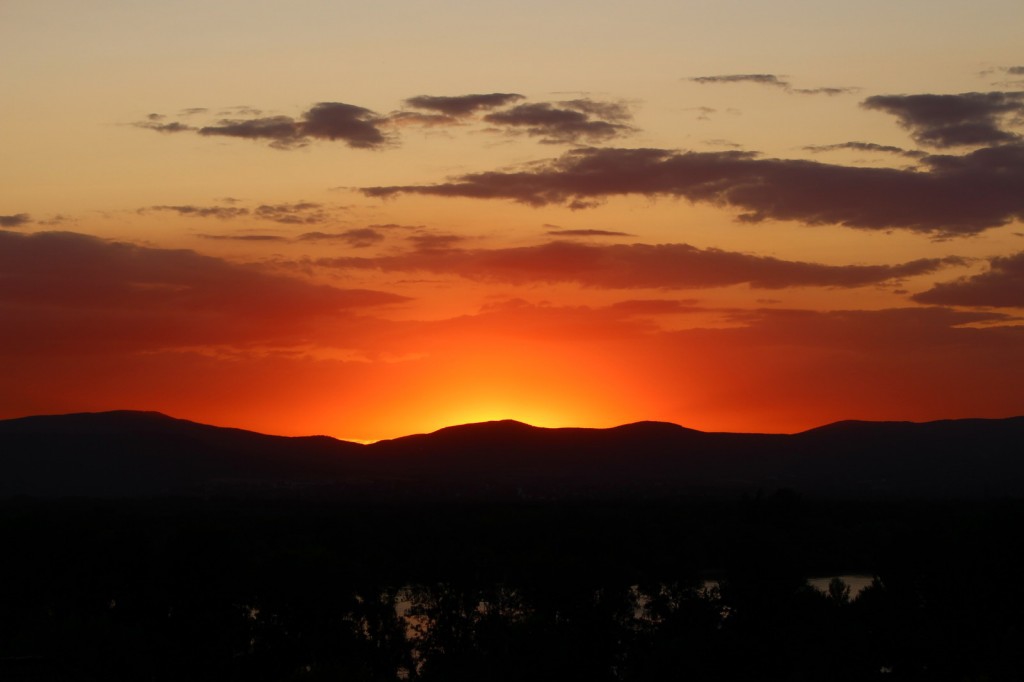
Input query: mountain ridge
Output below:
<box><xmin>12</xmin><ymin>408</ymin><xmax>1018</xmax><ymax>440</ymax></box>
<box><xmin>2</xmin><ymin>410</ymin><xmax>1023</xmax><ymax>499</ymax></box>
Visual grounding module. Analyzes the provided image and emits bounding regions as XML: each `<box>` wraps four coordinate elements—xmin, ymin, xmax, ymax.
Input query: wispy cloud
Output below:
<box><xmin>320</xmin><ymin>241</ymin><xmax>958</xmax><ymax>290</ymax></box>
<box><xmin>691</xmin><ymin>73</ymin><xmax>789</xmax><ymax>87</ymax></box>
<box><xmin>298</xmin><ymin>228</ymin><xmax>385</xmax><ymax>248</ymax></box>
<box><xmin>196</xmin><ymin>234</ymin><xmax>288</xmax><ymax>242</ymax></box>
<box><xmin>131</xmin><ymin>113</ymin><xmax>196</xmax><ymax>133</ymax></box>
<box><xmin>0</xmin><ymin>213</ymin><xmax>32</xmax><ymax>228</ymax></box>
<box><xmin>142</xmin><ymin>202</ymin><xmax>330</xmax><ymax>225</ymax></box>
<box><xmin>689</xmin><ymin>73</ymin><xmax>857</xmax><ymax>96</ymax></box>
<box><xmin>252</xmin><ymin>202</ymin><xmax>329</xmax><ymax>225</ymax></box>
<box><xmin>544</xmin><ymin>229</ymin><xmax>632</xmax><ymax>237</ymax></box>
<box><xmin>803</xmin><ymin>141</ymin><xmax>927</xmax><ymax>159</ymax></box>
<box><xmin>407</xmin><ymin>233</ymin><xmax>466</xmax><ymax>252</ymax></box>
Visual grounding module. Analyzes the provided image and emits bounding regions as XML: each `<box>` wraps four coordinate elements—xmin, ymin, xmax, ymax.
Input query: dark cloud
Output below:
<box><xmin>991</xmin><ymin>66</ymin><xmax>1024</xmax><ymax>84</ymax></box>
<box><xmin>337</xmin><ymin>228</ymin><xmax>385</xmax><ymax>247</ymax></box>
<box><xmin>300</xmin><ymin>102</ymin><xmax>389</xmax><ymax>148</ymax></box>
<box><xmin>790</xmin><ymin>86</ymin><xmax>858</xmax><ymax>96</ymax></box>
<box><xmin>368</xmin><ymin>223</ymin><xmax>423</xmax><ymax>230</ymax></box>
<box><xmin>134</xmin><ymin>118</ymin><xmax>196</xmax><ymax>133</ymax></box>
<box><xmin>187</xmin><ymin>102</ymin><xmax>390</xmax><ymax>150</ymax></box>
<box><xmin>35</xmin><ymin>215</ymin><xmax>68</xmax><ymax>226</ymax></box>
<box><xmin>138</xmin><ymin>94</ymin><xmax>622</xmax><ymax>149</ymax></box>
<box><xmin>199</xmin><ymin>115</ymin><xmax>304</xmax><ymax>148</ymax></box>
<box><xmin>196</xmin><ymin>234</ymin><xmax>287</xmax><ymax>242</ymax></box>
<box><xmin>803</xmin><ymin>141</ymin><xmax>927</xmax><ymax>159</ymax></box>
<box><xmin>145</xmin><ymin>205</ymin><xmax>250</xmax><ymax>220</ymax></box>
<box><xmin>607</xmin><ymin>299</ymin><xmax>701</xmax><ymax>315</ymax></box>
<box><xmin>0</xmin><ymin>213</ymin><xmax>31</xmax><ymax>228</ymax></box>
<box><xmin>362</xmin><ymin>144</ymin><xmax>1024</xmax><ymax>235</ymax></box>
<box><xmin>703</xmin><ymin>138</ymin><xmax>743</xmax><ymax>149</ymax></box>
<box><xmin>862</xmin><ymin>91</ymin><xmax>1024</xmax><ymax>148</ymax></box>
<box><xmin>149</xmin><ymin>122</ymin><xmax>195</xmax><ymax>133</ymax></box>
<box><xmin>482</xmin><ymin>99</ymin><xmax>634</xmax><ymax>144</ymax></box>
<box><xmin>321</xmin><ymin>240</ymin><xmax>955</xmax><ymax>290</ymax></box>
<box><xmin>298</xmin><ymin>231</ymin><xmax>341</xmax><ymax>241</ymax></box>
<box><xmin>545</xmin><ymin>229</ymin><xmax>632</xmax><ymax>237</ymax></box>
<box><xmin>689</xmin><ymin>74</ymin><xmax>856</xmax><ymax>96</ymax></box>
<box><xmin>253</xmin><ymin>202</ymin><xmax>329</xmax><ymax>225</ymax></box>
<box><xmin>691</xmin><ymin>74</ymin><xmax>790</xmax><ymax>88</ymax></box>
<box><xmin>299</xmin><ymin>228</ymin><xmax>385</xmax><ymax>248</ymax></box>
<box><xmin>407</xmin><ymin>233</ymin><xmax>466</xmax><ymax>252</ymax></box>
<box><xmin>0</xmin><ymin>231</ymin><xmax>410</xmax><ymax>355</ymax></box>
<box><xmin>219</xmin><ymin>106</ymin><xmax>264</xmax><ymax>116</ymax></box>
<box><xmin>555</xmin><ymin>99</ymin><xmax>631</xmax><ymax>121</ymax></box>
<box><xmin>387</xmin><ymin>111</ymin><xmax>460</xmax><ymax>127</ymax></box>
<box><xmin>913</xmin><ymin>252</ymin><xmax>1024</xmax><ymax>307</ymax></box>
<box><xmin>403</xmin><ymin>93</ymin><xmax>525</xmax><ymax>116</ymax></box>
<box><xmin>143</xmin><ymin>202</ymin><xmax>329</xmax><ymax>224</ymax></box>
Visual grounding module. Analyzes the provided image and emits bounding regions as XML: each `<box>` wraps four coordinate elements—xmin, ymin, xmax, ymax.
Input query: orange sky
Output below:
<box><xmin>2</xmin><ymin>1</ymin><xmax>1024</xmax><ymax>441</ymax></box>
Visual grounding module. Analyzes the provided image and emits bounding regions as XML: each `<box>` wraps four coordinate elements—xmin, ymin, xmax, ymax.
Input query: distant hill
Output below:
<box><xmin>2</xmin><ymin>411</ymin><xmax>1023</xmax><ymax>498</ymax></box>
<box><xmin>0</xmin><ymin>411</ymin><xmax>367</xmax><ymax>497</ymax></box>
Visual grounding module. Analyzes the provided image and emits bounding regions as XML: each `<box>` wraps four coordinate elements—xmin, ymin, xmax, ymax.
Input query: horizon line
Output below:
<box><xmin>4</xmin><ymin>408</ymin><xmax>1023</xmax><ymax>445</ymax></box>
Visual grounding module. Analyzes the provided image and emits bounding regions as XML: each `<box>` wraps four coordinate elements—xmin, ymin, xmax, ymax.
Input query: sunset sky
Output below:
<box><xmin>3</xmin><ymin>0</ymin><xmax>1024</xmax><ymax>441</ymax></box>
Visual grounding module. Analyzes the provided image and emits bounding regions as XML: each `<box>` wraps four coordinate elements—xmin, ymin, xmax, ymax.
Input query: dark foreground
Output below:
<box><xmin>4</xmin><ymin>494</ymin><xmax>1024</xmax><ymax>681</ymax></box>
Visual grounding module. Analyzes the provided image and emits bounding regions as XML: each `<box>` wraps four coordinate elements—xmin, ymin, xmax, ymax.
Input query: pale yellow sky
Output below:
<box><xmin>3</xmin><ymin>0</ymin><xmax>1021</xmax><ymax>223</ymax></box>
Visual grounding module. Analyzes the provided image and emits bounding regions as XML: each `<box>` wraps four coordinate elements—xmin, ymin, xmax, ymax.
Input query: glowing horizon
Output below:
<box><xmin>3</xmin><ymin>1</ymin><xmax>1024</xmax><ymax>443</ymax></box>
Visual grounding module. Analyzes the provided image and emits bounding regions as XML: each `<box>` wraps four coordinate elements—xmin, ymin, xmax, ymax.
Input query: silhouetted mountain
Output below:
<box><xmin>0</xmin><ymin>411</ymin><xmax>368</xmax><ymax>497</ymax></box>
<box><xmin>2</xmin><ymin>410</ymin><xmax>1023</xmax><ymax>498</ymax></box>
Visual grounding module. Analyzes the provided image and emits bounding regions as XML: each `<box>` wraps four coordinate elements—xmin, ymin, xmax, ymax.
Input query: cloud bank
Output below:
<box><xmin>0</xmin><ymin>214</ymin><xmax>31</xmax><ymax>228</ymax></box>
<box><xmin>914</xmin><ymin>251</ymin><xmax>1024</xmax><ymax>307</ymax></box>
<box><xmin>863</xmin><ymin>91</ymin><xmax>1024</xmax><ymax>148</ymax></box>
<box><xmin>362</xmin><ymin>144</ymin><xmax>1024</xmax><ymax>235</ymax></box>
<box><xmin>137</xmin><ymin>93</ymin><xmax>634</xmax><ymax>149</ymax></box>
<box><xmin>0</xmin><ymin>231</ymin><xmax>408</xmax><ymax>354</ymax></box>
<box><xmin>195</xmin><ymin>102</ymin><xmax>390</xmax><ymax>150</ymax></box>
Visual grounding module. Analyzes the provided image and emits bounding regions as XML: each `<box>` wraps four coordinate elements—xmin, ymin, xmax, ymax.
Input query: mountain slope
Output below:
<box><xmin>0</xmin><ymin>411</ymin><xmax>367</xmax><ymax>497</ymax></box>
<box><xmin>2</xmin><ymin>411</ymin><xmax>1023</xmax><ymax>498</ymax></box>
